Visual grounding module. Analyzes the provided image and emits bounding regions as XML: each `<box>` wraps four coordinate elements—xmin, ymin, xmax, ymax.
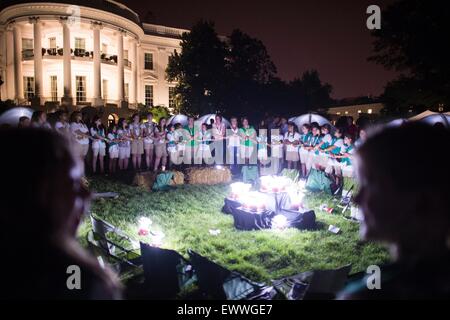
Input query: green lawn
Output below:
<box><xmin>78</xmin><ymin>175</ymin><xmax>389</xmax><ymax>283</ymax></box>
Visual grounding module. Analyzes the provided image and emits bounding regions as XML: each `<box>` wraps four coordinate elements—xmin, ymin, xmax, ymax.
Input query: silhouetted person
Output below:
<box><xmin>0</xmin><ymin>128</ymin><xmax>122</xmax><ymax>299</ymax></box>
<box><xmin>18</xmin><ymin>116</ymin><xmax>30</xmax><ymax>128</ymax></box>
<box><xmin>338</xmin><ymin>123</ymin><xmax>450</xmax><ymax>299</ymax></box>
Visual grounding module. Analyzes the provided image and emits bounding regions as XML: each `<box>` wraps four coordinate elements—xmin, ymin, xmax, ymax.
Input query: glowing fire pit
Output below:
<box><xmin>260</xmin><ymin>175</ymin><xmax>291</xmax><ymax>194</ymax></box>
<box><xmin>240</xmin><ymin>192</ymin><xmax>267</xmax><ymax>213</ymax></box>
<box><xmin>228</xmin><ymin>182</ymin><xmax>252</xmax><ymax>201</ymax></box>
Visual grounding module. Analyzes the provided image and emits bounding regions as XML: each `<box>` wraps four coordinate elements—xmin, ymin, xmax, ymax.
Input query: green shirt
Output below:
<box><xmin>239</xmin><ymin>126</ymin><xmax>256</xmax><ymax>147</ymax></box>
<box><xmin>183</xmin><ymin>125</ymin><xmax>198</xmax><ymax>147</ymax></box>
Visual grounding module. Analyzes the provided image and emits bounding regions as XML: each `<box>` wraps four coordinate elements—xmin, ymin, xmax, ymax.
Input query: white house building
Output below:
<box><xmin>0</xmin><ymin>0</ymin><xmax>186</xmax><ymax>119</ymax></box>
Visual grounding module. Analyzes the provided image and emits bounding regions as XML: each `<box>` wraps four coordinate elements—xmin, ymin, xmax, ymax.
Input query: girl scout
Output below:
<box><xmin>239</xmin><ymin>117</ymin><xmax>257</xmax><ymax>164</ymax></box>
<box><xmin>197</xmin><ymin>123</ymin><xmax>213</xmax><ymax>165</ymax></box>
<box><xmin>284</xmin><ymin>122</ymin><xmax>300</xmax><ymax>169</ymax></box>
<box><xmin>299</xmin><ymin>124</ymin><xmax>312</xmax><ymax>177</ymax></box>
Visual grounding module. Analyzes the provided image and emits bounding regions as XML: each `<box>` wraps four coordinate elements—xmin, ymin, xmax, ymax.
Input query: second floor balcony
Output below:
<box><xmin>22</xmin><ymin>48</ymin><xmax>132</xmax><ymax>69</ymax></box>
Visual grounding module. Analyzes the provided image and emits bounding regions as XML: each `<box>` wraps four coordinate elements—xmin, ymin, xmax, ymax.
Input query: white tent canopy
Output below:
<box><xmin>0</xmin><ymin>107</ymin><xmax>34</xmax><ymax>126</ymax></box>
<box><xmin>289</xmin><ymin>113</ymin><xmax>332</xmax><ymax>129</ymax></box>
<box><xmin>195</xmin><ymin>114</ymin><xmax>231</xmax><ymax>128</ymax></box>
<box><xmin>420</xmin><ymin>114</ymin><xmax>450</xmax><ymax>128</ymax></box>
<box><xmin>409</xmin><ymin>110</ymin><xmax>437</xmax><ymax>121</ymax></box>
<box><xmin>167</xmin><ymin>114</ymin><xmax>188</xmax><ymax>127</ymax></box>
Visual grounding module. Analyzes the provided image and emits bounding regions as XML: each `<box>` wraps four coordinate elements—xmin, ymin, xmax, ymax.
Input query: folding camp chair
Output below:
<box><xmin>337</xmin><ymin>184</ymin><xmax>354</xmax><ymax>214</ymax></box>
<box><xmin>87</xmin><ymin>215</ymin><xmax>142</xmax><ymax>275</ymax></box>
<box><xmin>188</xmin><ymin>249</ymin><xmax>275</xmax><ymax>300</ymax></box>
<box><xmin>272</xmin><ymin>264</ymin><xmax>352</xmax><ymax>300</ymax></box>
<box><xmin>139</xmin><ymin>242</ymin><xmax>196</xmax><ymax>299</ymax></box>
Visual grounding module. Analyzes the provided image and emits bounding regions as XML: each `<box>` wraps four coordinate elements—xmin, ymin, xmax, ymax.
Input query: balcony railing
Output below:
<box><xmin>101</xmin><ymin>53</ymin><xmax>117</xmax><ymax>65</ymax></box>
<box><xmin>21</xmin><ymin>48</ymin><xmax>133</xmax><ymax>68</ymax></box>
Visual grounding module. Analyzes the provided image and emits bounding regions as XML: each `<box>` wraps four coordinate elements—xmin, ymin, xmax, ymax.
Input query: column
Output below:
<box><xmin>60</xmin><ymin>17</ymin><xmax>73</xmax><ymax>106</ymax></box>
<box><xmin>5</xmin><ymin>27</ymin><xmax>15</xmax><ymax>100</ymax></box>
<box><xmin>30</xmin><ymin>17</ymin><xmax>43</xmax><ymax>106</ymax></box>
<box><xmin>136</xmin><ymin>41</ymin><xmax>141</xmax><ymax>105</ymax></box>
<box><xmin>117</xmin><ymin>29</ymin><xmax>125</xmax><ymax>108</ymax></box>
<box><xmin>131</xmin><ymin>37</ymin><xmax>138</xmax><ymax>105</ymax></box>
<box><xmin>0</xmin><ymin>32</ymin><xmax>5</xmax><ymax>100</ymax></box>
<box><xmin>157</xmin><ymin>47</ymin><xmax>167</xmax><ymax>107</ymax></box>
<box><xmin>91</xmin><ymin>21</ymin><xmax>103</xmax><ymax>106</ymax></box>
<box><xmin>12</xmin><ymin>22</ymin><xmax>24</xmax><ymax>102</ymax></box>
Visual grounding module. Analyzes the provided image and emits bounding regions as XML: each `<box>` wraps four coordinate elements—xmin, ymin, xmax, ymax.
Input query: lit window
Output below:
<box><xmin>124</xmin><ymin>83</ymin><xmax>129</xmax><ymax>101</ymax></box>
<box><xmin>22</xmin><ymin>38</ymin><xmax>33</xmax><ymax>50</ymax></box>
<box><xmin>49</xmin><ymin>37</ymin><xmax>56</xmax><ymax>49</ymax></box>
<box><xmin>145</xmin><ymin>85</ymin><xmax>153</xmax><ymax>106</ymax></box>
<box><xmin>336</xmin><ymin>112</ymin><xmax>341</xmax><ymax>115</ymax></box>
<box><xmin>102</xmin><ymin>79</ymin><xmax>108</xmax><ymax>101</ymax></box>
<box><xmin>50</xmin><ymin>76</ymin><xmax>58</xmax><ymax>102</ymax></box>
<box><xmin>368</xmin><ymin>109</ymin><xmax>373</xmax><ymax>114</ymax></box>
<box><xmin>23</xmin><ymin>76</ymin><xmax>35</xmax><ymax>100</ymax></box>
<box><xmin>22</xmin><ymin>38</ymin><xmax>34</xmax><ymax>59</ymax></box>
<box><xmin>144</xmin><ymin>53</ymin><xmax>153</xmax><ymax>70</ymax></box>
<box><xmin>345</xmin><ymin>111</ymin><xmax>348</xmax><ymax>115</ymax></box>
<box><xmin>358</xmin><ymin>110</ymin><xmax>362</xmax><ymax>114</ymax></box>
<box><xmin>75</xmin><ymin>76</ymin><xmax>86</xmax><ymax>103</ymax></box>
<box><xmin>75</xmin><ymin>38</ymin><xmax>86</xmax><ymax>50</ymax></box>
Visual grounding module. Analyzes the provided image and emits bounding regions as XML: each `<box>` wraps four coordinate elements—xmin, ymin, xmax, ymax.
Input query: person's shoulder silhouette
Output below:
<box><xmin>0</xmin><ymin>128</ymin><xmax>122</xmax><ymax>300</ymax></box>
<box><xmin>338</xmin><ymin>122</ymin><xmax>450</xmax><ymax>299</ymax></box>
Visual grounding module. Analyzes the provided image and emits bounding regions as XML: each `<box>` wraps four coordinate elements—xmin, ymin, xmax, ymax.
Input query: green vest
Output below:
<box><xmin>184</xmin><ymin>125</ymin><xmax>198</xmax><ymax>147</ymax></box>
<box><xmin>239</xmin><ymin>126</ymin><xmax>255</xmax><ymax>147</ymax></box>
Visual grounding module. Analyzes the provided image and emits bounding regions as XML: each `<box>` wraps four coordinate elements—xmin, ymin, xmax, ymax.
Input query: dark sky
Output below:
<box><xmin>126</xmin><ymin>0</ymin><xmax>399</xmax><ymax>99</ymax></box>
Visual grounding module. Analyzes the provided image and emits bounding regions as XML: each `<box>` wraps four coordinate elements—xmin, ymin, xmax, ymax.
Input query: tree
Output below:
<box><xmin>137</xmin><ymin>104</ymin><xmax>170</xmax><ymax>122</ymax></box>
<box><xmin>369</xmin><ymin>0</ymin><xmax>450</xmax><ymax>113</ymax></box>
<box><xmin>166</xmin><ymin>20</ymin><xmax>228</xmax><ymax>116</ymax></box>
<box><xmin>289</xmin><ymin>70</ymin><xmax>333</xmax><ymax>112</ymax></box>
<box><xmin>227</xmin><ymin>29</ymin><xmax>276</xmax><ymax>84</ymax></box>
<box><xmin>224</xmin><ymin>29</ymin><xmax>277</xmax><ymax>117</ymax></box>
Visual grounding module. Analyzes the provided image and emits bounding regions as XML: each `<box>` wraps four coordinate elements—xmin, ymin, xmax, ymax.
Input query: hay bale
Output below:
<box><xmin>132</xmin><ymin>171</ymin><xmax>157</xmax><ymax>190</ymax></box>
<box><xmin>171</xmin><ymin>171</ymin><xmax>185</xmax><ymax>185</ymax></box>
<box><xmin>81</xmin><ymin>176</ymin><xmax>89</xmax><ymax>189</ymax></box>
<box><xmin>187</xmin><ymin>167</ymin><xmax>232</xmax><ymax>185</ymax></box>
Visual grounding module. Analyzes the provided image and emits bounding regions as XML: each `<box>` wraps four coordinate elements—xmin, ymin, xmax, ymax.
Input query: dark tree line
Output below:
<box><xmin>370</xmin><ymin>0</ymin><xmax>450</xmax><ymax>116</ymax></box>
<box><xmin>166</xmin><ymin>20</ymin><xmax>333</xmax><ymax>119</ymax></box>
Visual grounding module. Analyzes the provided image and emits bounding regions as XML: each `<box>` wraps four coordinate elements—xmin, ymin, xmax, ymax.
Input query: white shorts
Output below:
<box><xmin>119</xmin><ymin>146</ymin><xmax>130</xmax><ymax>159</ymax></box>
<box><xmin>306</xmin><ymin>151</ymin><xmax>318</xmax><ymax>170</ymax></box>
<box><xmin>109</xmin><ymin>146</ymin><xmax>119</xmax><ymax>159</ymax></box>
<box><xmin>240</xmin><ymin>145</ymin><xmax>254</xmax><ymax>159</ymax></box>
<box><xmin>144</xmin><ymin>141</ymin><xmax>154</xmax><ymax>150</ymax></box>
<box><xmin>325</xmin><ymin>158</ymin><xmax>339</xmax><ymax>174</ymax></box>
<box><xmin>299</xmin><ymin>148</ymin><xmax>309</xmax><ymax>163</ymax></box>
<box><xmin>258</xmin><ymin>149</ymin><xmax>268</xmax><ymax>161</ymax></box>
<box><xmin>92</xmin><ymin>147</ymin><xmax>106</xmax><ymax>157</ymax></box>
<box><xmin>315</xmin><ymin>152</ymin><xmax>330</xmax><ymax>168</ymax></box>
<box><xmin>76</xmin><ymin>143</ymin><xmax>89</xmax><ymax>158</ymax></box>
<box><xmin>196</xmin><ymin>144</ymin><xmax>212</xmax><ymax>159</ymax></box>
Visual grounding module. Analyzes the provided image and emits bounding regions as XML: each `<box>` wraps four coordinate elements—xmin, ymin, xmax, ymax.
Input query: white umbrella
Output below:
<box><xmin>195</xmin><ymin>114</ymin><xmax>231</xmax><ymax>128</ymax></box>
<box><xmin>420</xmin><ymin>114</ymin><xmax>450</xmax><ymax>128</ymax></box>
<box><xmin>289</xmin><ymin>113</ymin><xmax>332</xmax><ymax>130</ymax></box>
<box><xmin>0</xmin><ymin>107</ymin><xmax>34</xmax><ymax>126</ymax></box>
<box><xmin>409</xmin><ymin>110</ymin><xmax>437</xmax><ymax>121</ymax></box>
<box><xmin>167</xmin><ymin>114</ymin><xmax>188</xmax><ymax>127</ymax></box>
<box><xmin>386</xmin><ymin>118</ymin><xmax>408</xmax><ymax>127</ymax></box>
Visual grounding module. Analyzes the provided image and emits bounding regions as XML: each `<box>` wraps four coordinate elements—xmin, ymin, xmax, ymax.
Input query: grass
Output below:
<box><xmin>78</xmin><ymin>175</ymin><xmax>389</xmax><ymax>283</ymax></box>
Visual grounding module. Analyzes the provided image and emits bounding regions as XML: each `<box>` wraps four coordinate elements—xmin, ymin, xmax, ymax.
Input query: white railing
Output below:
<box><xmin>142</xmin><ymin>23</ymin><xmax>188</xmax><ymax>38</ymax></box>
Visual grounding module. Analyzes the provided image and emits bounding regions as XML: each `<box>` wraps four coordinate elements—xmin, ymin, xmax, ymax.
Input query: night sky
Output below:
<box><xmin>125</xmin><ymin>0</ymin><xmax>400</xmax><ymax>99</ymax></box>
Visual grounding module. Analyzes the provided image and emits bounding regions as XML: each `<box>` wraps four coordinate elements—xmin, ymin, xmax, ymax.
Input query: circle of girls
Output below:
<box><xmin>19</xmin><ymin>111</ymin><xmax>367</xmax><ymax>182</ymax></box>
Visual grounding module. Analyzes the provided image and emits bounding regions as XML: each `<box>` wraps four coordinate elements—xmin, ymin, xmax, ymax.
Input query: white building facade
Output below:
<box><xmin>0</xmin><ymin>0</ymin><xmax>185</xmax><ymax>117</ymax></box>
